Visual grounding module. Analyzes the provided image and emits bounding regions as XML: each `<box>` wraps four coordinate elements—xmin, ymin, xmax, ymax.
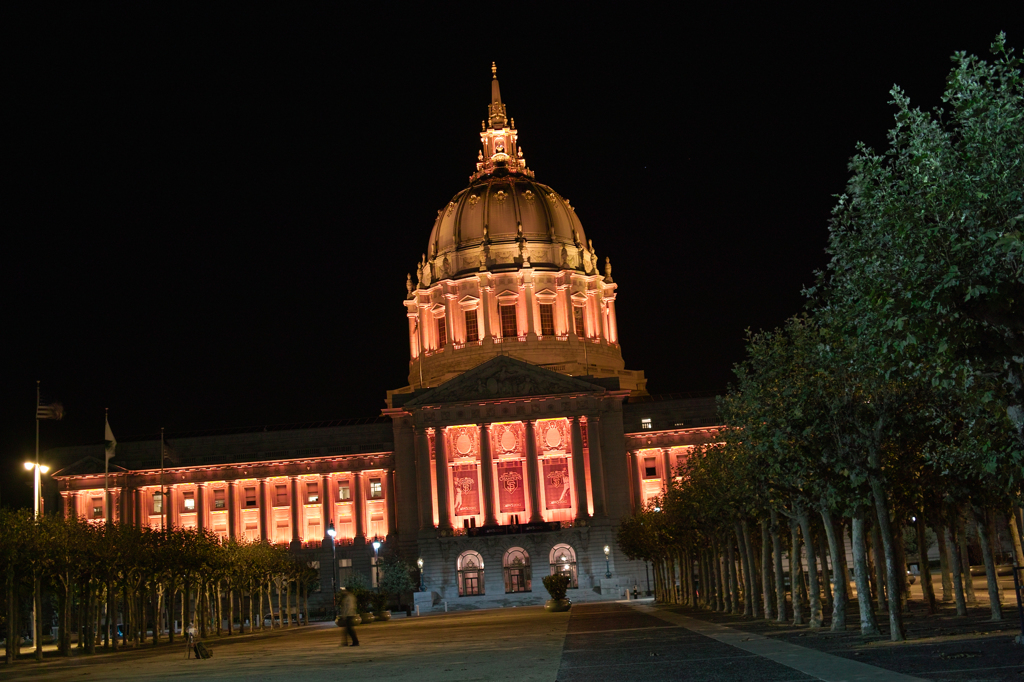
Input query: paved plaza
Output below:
<box><xmin>3</xmin><ymin>601</ymin><xmax>1022</xmax><ymax>681</ymax></box>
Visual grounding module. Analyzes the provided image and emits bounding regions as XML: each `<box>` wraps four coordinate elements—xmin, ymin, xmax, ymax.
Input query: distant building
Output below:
<box><xmin>50</xmin><ymin>66</ymin><xmax>721</xmax><ymax>610</ymax></box>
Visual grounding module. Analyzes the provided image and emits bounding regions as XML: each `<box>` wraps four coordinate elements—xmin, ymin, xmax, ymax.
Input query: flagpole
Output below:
<box><xmin>104</xmin><ymin>408</ymin><xmax>110</xmax><ymax>525</ymax></box>
<box><xmin>160</xmin><ymin>427</ymin><xmax>166</xmax><ymax>533</ymax></box>
<box><xmin>33</xmin><ymin>381</ymin><xmax>41</xmax><ymax>661</ymax></box>
<box><xmin>35</xmin><ymin>381</ymin><xmax>41</xmax><ymax>518</ymax></box>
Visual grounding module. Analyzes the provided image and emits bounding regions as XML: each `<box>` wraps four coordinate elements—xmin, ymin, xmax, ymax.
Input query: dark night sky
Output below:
<box><xmin>3</xmin><ymin>6</ymin><xmax>1019</xmax><ymax>508</ymax></box>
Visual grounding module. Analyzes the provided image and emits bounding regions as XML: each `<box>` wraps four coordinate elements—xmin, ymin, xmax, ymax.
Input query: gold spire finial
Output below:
<box><xmin>491</xmin><ymin>62</ymin><xmax>497</xmax><ymax>79</ymax></box>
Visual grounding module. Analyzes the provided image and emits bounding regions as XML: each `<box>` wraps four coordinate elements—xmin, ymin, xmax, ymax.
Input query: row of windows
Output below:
<box><xmin>435</xmin><ymin>303</ymin><xmax>587</xmax><ymax>345</ymax></box>
<box><xmin>455</xmin><ymin>544</ymin><xmax>578</xmax><ymax>597</ymax></box>
<box><xmin>147</xmin><ymin>479</ymin><xmax>381</xmax><ymax>515</ymax></box>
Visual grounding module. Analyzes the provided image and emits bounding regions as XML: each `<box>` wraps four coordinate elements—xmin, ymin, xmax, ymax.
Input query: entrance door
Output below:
<box><xmin>464</xmin><ymin>573</ymin><xmax>480</xmax><ymax>595</ymax></box>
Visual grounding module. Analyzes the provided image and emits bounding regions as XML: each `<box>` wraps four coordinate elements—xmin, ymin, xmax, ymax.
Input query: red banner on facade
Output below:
<box><xmin>451</xmin><ymin>464</ymin><xmax>479</xmax><ymax>516</ymax></box>
<box><xmin>496</xmin><ymin>460</ymin><xmax>526</xmax><ymax>513</ymax></box>
<box><xmin>543</xmin><ymin>457</ymin><xmax>572</xmax><ymax>509</ymax></box>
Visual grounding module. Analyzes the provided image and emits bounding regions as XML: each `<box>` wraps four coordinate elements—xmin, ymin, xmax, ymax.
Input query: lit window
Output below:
<box><xmin>93</xmin><ymin>504</ymin><xmax>103</xmax><ymax>518</ymax></box>
<box><xmin>370</xmin><ymin>478</ymin><xmax>383</xmax><ymax>498</ymax></box>
<box><xmin>644</xmin><ymin>456</ymin><xmax>658</xmax><ymax>478</ymax></box>
<box><xmin>539</xmin><ymin>303</ymin><xmax>555</xmax><ymax>336</ymax></box>
<box><xmin>465</xmin><ymin>309</ymin><xmax>479</xmax><ymax>342</ymax></box>
<box><xmin>436</xmin><ymin>316</ymin><xmax>447</xmax><ymax>347</ymax></box>
<box><xmin>339</xmin><ymin>483</ymin><xmax>351</xmax><ymax>501</ymax></box>
<box><xmin>183</xmin><ymin>493</ymin><xmax>195</xmax><ymax>512</ymax></box>
<box><xmin>573</xmin><ymin>306</ymin><xmax>585</xmax><ymax>338</ymax></box>
<box><xmin>307</xmin><ymin>482</ymin><xmax>319</xmax><ymax>504</ymax></box>
<box><xmin>641</xmin><ymin>418</ymin><xmax>652</xmax><ymax>430</ymax></box>
<box><xmin>214</xmin><ymin>489</ymin><xmax>225</xmax><ymax>509</ymax></box>
<box><xmin>500</xmin><ymin>304</ymin><xmax>518</xmax><ymax>338</ymax></box>
<box><xmin>153</xmin><ymin>492</ymin><xmax>163</xmax><ymax>514</ymax></box>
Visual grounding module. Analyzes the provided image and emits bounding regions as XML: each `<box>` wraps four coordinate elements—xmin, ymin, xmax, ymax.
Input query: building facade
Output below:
<box><xmin>50</xmin><ymin>66</ymin><xmax>721</xmax><ymax>610</ymax></box>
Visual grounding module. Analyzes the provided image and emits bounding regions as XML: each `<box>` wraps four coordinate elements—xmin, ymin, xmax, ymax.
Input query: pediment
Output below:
<box><xmin>405</xmin><ymin>355</ymin><xmax>607</xmax><ymax>406</ymax></box>
<box><xmin>52</xmin><ymin>455</ymin><xmax>130</xmax><ymax>478</ymax></box>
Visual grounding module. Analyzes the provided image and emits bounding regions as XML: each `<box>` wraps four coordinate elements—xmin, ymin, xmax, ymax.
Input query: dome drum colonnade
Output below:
<box><xmin>392</xmin><ymin>63</ymin><xmax>645</xmax><ymax>401</ymax></box>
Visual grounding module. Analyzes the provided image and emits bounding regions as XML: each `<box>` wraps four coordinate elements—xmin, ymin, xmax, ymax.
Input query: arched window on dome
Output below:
<box><xmin>503</xmin><ymin>547</ymin><xmax>532</xmax><ymax>593</ymax></box>
<box><xmin>549</xmin><ymin>543</ymin><xmax>578</xmax><ymax>589</ymax></box>
<box><xmin>457</xmin><ymin>550</ymin><xmax>485</xmax><ymax>597</ymax></box>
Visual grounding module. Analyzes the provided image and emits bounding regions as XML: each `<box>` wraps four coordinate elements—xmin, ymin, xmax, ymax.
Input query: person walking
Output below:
<box><xmin>340</xmin><ymin>588</ymin><xmax>359</xmax><ymax>647</ymax></box>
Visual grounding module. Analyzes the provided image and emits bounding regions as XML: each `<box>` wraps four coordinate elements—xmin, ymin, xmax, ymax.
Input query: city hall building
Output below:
<box><xmin>49</xmin><ymin>66</ymin><xmax>721</xmax><ymax>610</ymax></box>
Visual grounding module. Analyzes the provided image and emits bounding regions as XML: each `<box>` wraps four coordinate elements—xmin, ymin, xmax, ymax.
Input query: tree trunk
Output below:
<box><xmin>817</xmin><ymin>529</ymin><xmax>833</xmax><ymax>614</ymax></box>
<box><xmin>760</xmin><ymin>519</ymin><xmax>774</xmax><ymax>621</ymax></box>
<box><xmin>946</xmin><ymin>524</ymin><xmax>968</xmax><ymax>616</ymax></box>
<box><xmin>851</xmin><ymin>513</ymin><xmax>880</xmax><ymax>635</ymax></box>
<box><xmin>870</xmin><ymin>517</ymin><xmax>887</xmax><ymax>612</ymax></box>
<box><xmin>971</xmin><ymin>507</ymin><xmax>1003</xmax><ymax>621</ymax></box>
<box><xmin>957</xmin><ymin>516</ymin><xmax>977</xmax><ymax>602</ymax></box>
<box><xmin>6</xmin><ymin>567</ymin><xmax>15</xmax><ymax>663</ymax></box>
<box><xmin>740</xmin><ymin>520</ymin><xmax>759</xmax><ymax>617</ymax></box>
<box><xmin>892</xmin><ymin>518</ymin><xmax>910</xmax><ymax>614</ymax></box>
<box><xmin>936</xmin><ymin>524</ymin><xmax>953</xmax><ymax>602</ymax></box>
<box><xmin>789</xmin><ymin>517</ymin><xmax>804</xmax><ymax>625</ymax></box>
<box><xmin>1007</xmin><ymin>510</ymin><xmax>1024</xmax><ymax>568</ymax></box>
<box><xmin>86</xmin><ymin>581</ymin><xmax>96</xmax><ymax>655</ymax></box>
<box><xmin>771</xmin><ymin>509</ymin><xmax>787</xmax><ymax>623</ymax></box>
<box><xmin>915</xmin><ymin>514</ymin><xmax>937</xmax><ymax>614</ymax></box>
<box><xmin>797</xmin><ymin>509</ymin><xmax>823</xmax><ymax>628</ymax></box>
<box><xmin>725</xmin><ymin>538</ymin><xmax>738</xmax><ymax>613</ymax></box>
<box><xmin>821</xmin><ymin>507</ymin><xmax>847</xmax><ymax>631</ymax></box>
<box><xmin>715</xmin><ymin>542</ymin><xmax>724</xmax><ymax>611</ymax></box>
<box><xmin>869</xmin><ymin>477</ymin><xmax>905</xmax><ymax>641</ymax></box>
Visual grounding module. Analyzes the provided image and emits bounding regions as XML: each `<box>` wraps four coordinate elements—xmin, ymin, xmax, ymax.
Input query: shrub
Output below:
<box><xmin>542</xmin><ymin>574</ymin><xmax>571</xmax><ymax>601</ymax></box>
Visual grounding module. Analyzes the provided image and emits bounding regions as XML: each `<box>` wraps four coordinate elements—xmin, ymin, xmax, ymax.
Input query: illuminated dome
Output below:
<box><xmin>390</xmin><ymin>64</ymin><xmax>646</xmax><ymax>404</ymax></box>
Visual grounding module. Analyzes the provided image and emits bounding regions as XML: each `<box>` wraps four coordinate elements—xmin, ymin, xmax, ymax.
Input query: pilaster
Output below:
<box><xmin>525</xmin><ymin>420</ymin><xmax>543</xmax><ymax>523</ymax></box>
<box><xmin>480</xmin><ymin>424</ymin><xmax>497</xmax><ymax>526</ymax></box>
<box><xmin>570</xmin><ymin>417</ymin><xmax>590</xmax><ymax>522</ymax></box>
<box><xmin>435</xmin><ymin>428</ymin><xmax>453</xmax><ymax>530</ymax></box>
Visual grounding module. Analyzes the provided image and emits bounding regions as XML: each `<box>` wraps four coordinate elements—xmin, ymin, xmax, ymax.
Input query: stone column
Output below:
<box><xmin>481</xmin><ymin>280</ymin><xmax>493</xmax><ymax>342</ymax></box>
<box><xmin>415</xmin><ymin>428</ymin><xmax>433</xmax><ymax>530</ymax></box>
<box><xmin>353</xmin><ymin>472</ymin><xmax>366</xmax><ymax>542</ymax></box>
<box><xmin>408</xmin><ymin>314</ymin><xmax>419</xmax><ymax>361</ymax></box>
<box><xmin>570</xmin><ymin>417</ymin><xmax>590</xmax><ymax>522</ymax></box>
<box><xmin>525</xmin><ymin>420</ymin><xmax>543</xmax><ymax>523</ymax></box>
<box><xmin>289</xmin><ymin>476</ymin><xmax>301</xmax><ymax>548</ymax></box>
<box><xmin>228</xmin><ymin>481</ymin><xmax>238</xmax><ymax>540</ymax></box>
<box><xmin>259</xmin><ymin>479</ymin><xmax>270</xmax><ymax>542</ymax></box>
<box><xmin>632</xmin><ymin>451</ymin><xmax>645</xmax><ymax>512</ymax></box>
<box><xmin>384</xmin><ymin>470</ymin><xmax>397</xmax><ymax>538</ymax></box>
<box><xmin>434</xmin><ymin>428</ymin><xmax>453</xmax><ymax>530</ymax></box>
<box><xmin>168</xmin><ymin>485</ymin><xmax>178</xmax><ymax>529</ymax></box>
<box><xmin>68</xmin><ymin>491</ymin><xmax>78</xmax><ymax>519</ymax></box>
<box><xmin>586</xmin><ymin>416</ymin><xmax>607</xmax><ymax>518</ymax></box>
<box><xmin>525</xmin><ymin>278</ymin><xmax>538</xmax><ymax>341</ymax></box>
<box><xmin>607</xmin><ymin>297</ymin><xmax>619</xmax><ymax>344</ymax></box>
<box><xmin>321</xmin><ymin>474</ymin><xmax>332</xmax><ymax>540</ymax></box>
<box><xmin>197</xmin><ymin>483</ymin><xmax>207</xmax><ymax>531</ymax></box>
<box><xmin>480</xmin><ymin>424</ymin><xmax>498</xmax><ymax>526</ymax></box>
<box><xmin>662</xmin><ymin>448</ymin><xmax>673</xmax><ymax>484</ymax></box>
<box><xmin>134</xmin><ymin>488</ymin><xmax>143</xmax><ymax>527</ymax></box>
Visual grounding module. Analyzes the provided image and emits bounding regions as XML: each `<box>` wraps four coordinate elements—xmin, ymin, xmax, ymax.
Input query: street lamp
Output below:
<box><xmin>23</xmin><ymin>462</ymin><xmax>50</xmax><ymax>517</ymax></box>
<box><xmin>603</xmin><ymin>545</ymin><xmax>611</xmax><ymax>579</ymax></box>
<box><xmin>416</xmin><ymin>557</ymin><xmax>424</xmax><ymax>592</ymax></box>
<box><xmin>24</xmin><ymin>461</ymin><xmax>49</xmax><ymax>658</ymax></box>
<box><xmin>372</xmin><ymin>538</ymin><xmax>381</xmax><ymax>590</ymax></box>
<box><xmin>327</xmin><ymin>521</ymin><xmax>337</xmax><ymax>605</ymax></box>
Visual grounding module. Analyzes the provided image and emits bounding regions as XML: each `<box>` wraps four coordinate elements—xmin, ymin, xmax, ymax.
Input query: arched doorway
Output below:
<box><xmin>549</xmin><ymin>543</ymin><xmax>578</xmax><ymax>589</ymax></box>
<box><xmin>457</xmin><ymin>550</ymin><xmax>485</xmax><ymax>596</ymax></box>
<box><xmin>503</xmin><ymin>547</ymin><xmax>532</xmax><ymax>593</ymax></box>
